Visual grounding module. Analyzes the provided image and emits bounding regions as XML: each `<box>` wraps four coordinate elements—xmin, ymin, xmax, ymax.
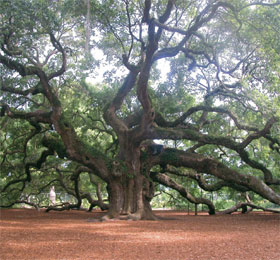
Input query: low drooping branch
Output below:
<box><xmin>219</xmin><ymin>202</ymin><xmax>280</xmax><ymax>215</ymax></box>
<box><xmin>45</xmin><ymin>168</ymin><xmax>83</xmax><ymax>212</ymax></box>
<box><xmin>150</xmin><ymin>171</ymin><xmax>215</xmax><ymax>215</ymax></box>
<box><xmin>70</xmin><ymin>166</ymin><xmax>109</xmax><ymax>211</ymax></box>
<box><xmin>88</xmin><ymin>174</ymin><xmax>109</xmax><ymax>211</ymax></box>
<box><xmin>46</xmin><ymin>202</ymin><xmax>78</xmax><ymax>212</ymax></box>
<box><xmin>150</xmin><ymin>118</ymin><xmax>280</xmax><ymax>185</ymax></box>
<box><xmin>1</xmin><ymin>146</ymin><xmax>55</xmax><ymax>194</ymax></box>
<box><xmin>46</xmin><ymin>167</ymin><xmax>109</xmax><ymax>212</ymax></box>
<box><xmin>165</xmin><ymin>165</ymin><xmax>248</xmax><ymax>192</ymax></box>
<box><xmin>84</xmin><ymin>193</ymin><xmax>109</xmax><ymax>212</ymax></box>
<box><xmin>150</xmin><ymin>148</ymin><xmax>280</xmax><ymax>205</ymax></box>
<box><xmin>0</xmin><ymin>200</ymin><xmax>40</xmax><ymax>211</ymax></box>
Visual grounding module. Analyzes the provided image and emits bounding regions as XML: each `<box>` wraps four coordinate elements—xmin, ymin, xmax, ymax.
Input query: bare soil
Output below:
<box><xmin>0</xmin><ymin>209</ymin><xmax>279</xmax><ymax>260</ymax></box>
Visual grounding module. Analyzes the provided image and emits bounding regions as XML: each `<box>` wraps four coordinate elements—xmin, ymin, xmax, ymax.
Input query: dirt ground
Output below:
<box><xmin>0</xmin><ymin>209</ymin><xmax>279</xmax><ymax>260</ymax></box>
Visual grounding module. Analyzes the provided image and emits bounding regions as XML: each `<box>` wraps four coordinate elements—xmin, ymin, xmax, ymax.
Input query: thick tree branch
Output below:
<box><xmin>241</xmin><ymin>117</ymin><xmax>278</xmax><ymax>148</ymax></box>
<box><xmin>142</xmin><ymin>0</ymin><xmax>151</xmax><ymax>23</ymax></box>
<box><xmin>149</xmin><ymin>148</ymin><xmax>280</xmax><ymax>205</ymax></box>
<box><xmin>0</xmin><ymin>104</ymin><xmax>52</xmax><ymax>124</ymax></box>
<box><xmin>0</xmin><ymin>54</ymin><xmax>43</xmax><ymax>77</ymax></box>
<box><xmin>150</xmin><ymin>171</ymin><xmax>215</xmax><ymax>215</ymax></box>
<box><xmin>166</xmin><ymin>165</ymin><xmax>248</xmax><ymax>192</ymax></box>
<box><xmin>219</xmin><ymin>202</ymin><xmax>280</xmax><ymax>214</ymax></box>
<box><xmin>150</xmin><ymin>115</ymin><xmax>279</xmax><ymax>184</ymax></box>
<box><xmin>104</xmin><ymin>71</ymin><xmax>139</xmax><ymax>134</ymax></box>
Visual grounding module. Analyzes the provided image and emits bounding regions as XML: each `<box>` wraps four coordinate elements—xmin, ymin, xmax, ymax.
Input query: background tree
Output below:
<box><xmin>1</xmin><ymin>0</ymin><xmax>280</xmax><ymax>220</ymax></box>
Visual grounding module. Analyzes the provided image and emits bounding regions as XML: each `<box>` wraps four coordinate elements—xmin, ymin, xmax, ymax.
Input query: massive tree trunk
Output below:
<box><xmin>1</xmin><ymin>0</ymin><xmax>279</xmax><ymax>221</ymax></box>
<box><xmin>104</xmin><ymin>175</ymin><xmax>156</xmax><ymax>220</ymax></box>
<box><xmin>103</xmin><ymin>145</ymin><xmax>157</xmax><ymax>220</ymax></box>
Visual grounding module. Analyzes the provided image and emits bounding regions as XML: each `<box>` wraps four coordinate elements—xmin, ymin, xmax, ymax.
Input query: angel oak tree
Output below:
<box><xmin>1</xmin><ymin>0</ymin><xmax>280</xmax><ymax>220</ymax></box>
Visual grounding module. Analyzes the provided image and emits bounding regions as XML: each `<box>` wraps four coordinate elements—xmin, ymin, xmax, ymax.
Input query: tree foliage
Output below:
<box><xmin>1</xmin><ymin>0</ymin><xmax>280</xmax><ymax>219</ymax></box>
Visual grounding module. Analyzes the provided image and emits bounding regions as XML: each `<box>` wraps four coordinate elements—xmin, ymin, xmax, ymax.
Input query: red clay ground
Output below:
<box><xmin>0</xmin><ymin>209</ymin><xmax>279</xmax><ymax>260</ymax></box>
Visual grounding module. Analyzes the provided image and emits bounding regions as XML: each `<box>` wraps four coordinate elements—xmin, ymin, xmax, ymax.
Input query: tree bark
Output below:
<box><xmin>103</xmin><ymin>171</ymin><xmax>157</xmax><ymax>220</ymax></box>
<box><xmin>219</xmin><ymin>202</ymin><xmax>280</xmax><ymax>214</ymax></box>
